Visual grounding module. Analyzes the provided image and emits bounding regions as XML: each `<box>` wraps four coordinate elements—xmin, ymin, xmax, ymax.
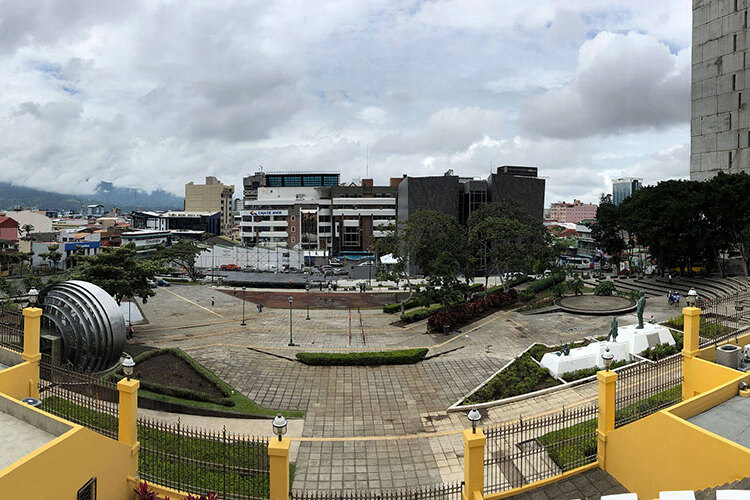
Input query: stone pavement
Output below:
<box><xmin>503</xmin><ymin>467</ymin><xmax>629</xmax><ymax>499</ymax></box>
<box><xmin>131</xmin><ymin>283</ymin><xmax>683</xmax><ymax>491</ymax></box>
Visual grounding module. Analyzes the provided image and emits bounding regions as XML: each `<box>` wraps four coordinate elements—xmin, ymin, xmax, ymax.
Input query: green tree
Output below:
<box><xmin>399</xmin><ymin>210</ymin><xmax>469</xmax><ymax>306</ymax></box>
<box><xmin>373</xmin><ymin>224</ymin><xmax>413</xmax><ymax>318</ymax></box>
<box><xmin>20</xmin><ymin>274</ymin><xmax>43</xmax><ymax>293</ymax></box>
<box><xmin>21</xmin><ymin>224</ymin><xmax>34</xmax><ymax>239</ymax></box>
<box><xmin>40</xmin><ymin>244</ymin><xmax>62</xmax><ymax>273</ymax></box>
<box><xmin>587</xmin><ymin>198</ymin><xmax>626</xmax><ymax>272</ymax></box>
<box><xmin>156</xmin><ymin>240</ymin><xmax>204</xmax><ymax>281</ymax></box>
<box><xmin>568</xmin><ymin>276</ymin><xmax>585</xmax><ymax>295</ymax></box>
<box><xmin>468</xmin><ymin>200</ymin><xmax>553</xmax><ymax>292</ymax></box>
<box><xmin>69</xmin><ymin>244</ymin><xmax>157</xmax><ymax>304</ymax></box>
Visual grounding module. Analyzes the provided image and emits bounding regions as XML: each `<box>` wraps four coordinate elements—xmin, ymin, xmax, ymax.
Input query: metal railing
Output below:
<box><xmin>483</xmin><ymin>403</ymin><xmax>598</xmax><ymax>495</ymax></box>
<box><xmin>38</xmin><ymin>360</ymin><xmax>119</xmax><ymax>439</ymax></box>
<box><xmin>290</xmin><ymin>483</ymin><xmax>464</xmax><ymax>500</ymax></box>
<box><xmin>138</xmin><ymin>418</ymin><xmax>270</xmax><ymax>500</ymax></box>
<box><xmin>0</xmin><ymin>309</ymin><xmax>23</xmax><ymax>352</ymax></box>
<box><xmin>699</xmin><ymin>289</ymin><xmax>750</xmax><ymax>340</ymax></box>
<box><xmin>614</xmin><ymin>353</ymin><xmax>682</xmax><ymax>428</ymax></box>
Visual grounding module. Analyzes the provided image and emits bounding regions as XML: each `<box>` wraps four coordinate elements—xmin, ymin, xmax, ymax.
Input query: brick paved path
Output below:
<box><xmin>134</xmin><ymin>284</ymin><xmax>683</xmax><ymax>491</ymax></box>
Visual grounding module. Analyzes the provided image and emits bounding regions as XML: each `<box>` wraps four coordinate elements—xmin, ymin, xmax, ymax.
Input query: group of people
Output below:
<box><xmin>667</xmin><ymin>290</ymin><xmax>681</xmax><ymax>306</ymax></box>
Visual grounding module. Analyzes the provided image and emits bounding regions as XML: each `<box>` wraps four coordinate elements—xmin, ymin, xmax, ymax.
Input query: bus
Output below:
<box><xmin>560</xmin><ymin>254</ymin><xmax>595</xmax><ymax>270</ymax></box>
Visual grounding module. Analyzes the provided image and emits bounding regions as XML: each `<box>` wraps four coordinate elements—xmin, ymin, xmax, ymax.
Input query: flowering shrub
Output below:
<box><xmin>427</xmin><ymin>289</ymin><xmax>518</xmax><ymax>331</ymax></box>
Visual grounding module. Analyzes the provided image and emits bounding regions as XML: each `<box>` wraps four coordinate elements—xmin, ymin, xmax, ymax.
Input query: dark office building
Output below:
<box><xmin>398</xmin><ymin>165</ymin><xmax>545</xmax><ymax>223</ymax></box>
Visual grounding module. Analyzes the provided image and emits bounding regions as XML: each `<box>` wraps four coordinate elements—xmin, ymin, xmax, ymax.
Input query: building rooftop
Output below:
<box><xmin>687</xmin><ymin>395</ymin><xmax>750</xmax><ymax>448</ymax></box>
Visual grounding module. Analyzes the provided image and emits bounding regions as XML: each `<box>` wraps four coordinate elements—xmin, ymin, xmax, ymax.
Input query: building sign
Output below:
<box><xmin>64</xmin><ymin>241</ymin><xmax>101</xmax><ymax>251</ymax></box>
<box><xmin>248</xmin><ymin>210</ymin><xmax>286</xmax><ymax>217</ymax></box>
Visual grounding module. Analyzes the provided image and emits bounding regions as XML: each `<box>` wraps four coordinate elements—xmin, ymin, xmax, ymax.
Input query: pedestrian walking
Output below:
<box><xmin>256</xmin><ymin>303</ymin><xmax>261</xmax><ymax>313</ymax></box>
<box><xmin>211</xmin><ymin>296</ymin><xmax>215</xmax><ymax>307</ymax></box>
<box><xmin>668</xmin><ymin>273</ymin><xmax>672</xmax><ymax>285</ymax></box>
<box><xmin>319</xmin><ymin>281</ymin><xmax>323</xmax><ymax>292</ymax></box>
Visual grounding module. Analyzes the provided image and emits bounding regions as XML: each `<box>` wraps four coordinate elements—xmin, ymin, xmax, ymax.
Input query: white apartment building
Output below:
<box><xmin>240</xmin><ymin>179</ymin><xmax>398</xmax><ymax>254</ymax></box>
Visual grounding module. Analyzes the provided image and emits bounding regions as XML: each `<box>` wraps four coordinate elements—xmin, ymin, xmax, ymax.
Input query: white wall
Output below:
<box><xmin>196</xmin><ymin>245</ymin><xmax>304</xmax><ymax>270</ymax></box>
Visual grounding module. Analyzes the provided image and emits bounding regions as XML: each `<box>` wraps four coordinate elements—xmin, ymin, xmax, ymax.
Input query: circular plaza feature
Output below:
<box><xmin>555</xmin><ymin>295</ymin><xmax>636</xmax><ymax>315</ymax></box>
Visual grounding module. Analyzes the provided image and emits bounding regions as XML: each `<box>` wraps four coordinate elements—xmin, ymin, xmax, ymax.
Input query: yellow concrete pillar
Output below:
<box><xmin>462</xmin><ymin>428</ymin><xmax>486</xmax><ymax>500</ymax></box>
<box><xmin>21</xmin><ymin>307</ymin><xmax>42</xmax><ymax>398</ymax></box>
<box><xmin>117</xmin><ymin>377</ymin><xmax>140</xmax><ymax>452</ymax></box>
<box><xmin>681</xmin><ymin>307</ymin><xmax>701</xmax><ymax>400</ymax></box>
<box><xmin>596</xmin><ymin>370</ymin><xmax>617</xmax><ymax>468</ymax></box>
<box><xmin>268</xmin><ymin>438</ymin><xmax>290</xmax><ymax>500</ymax></box>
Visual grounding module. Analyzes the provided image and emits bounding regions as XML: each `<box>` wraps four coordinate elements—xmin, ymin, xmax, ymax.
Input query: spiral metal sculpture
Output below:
<box><xmin>40</xmin><ymin>280</ymin><xmax>126</xmax><ymax>372</ymax></box>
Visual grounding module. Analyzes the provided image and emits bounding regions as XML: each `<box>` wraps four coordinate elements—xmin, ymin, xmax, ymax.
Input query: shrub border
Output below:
<box><xmin>296</xmin><ymin>348</ymin><xmax>428</xmax><ymax>366</ymax></box>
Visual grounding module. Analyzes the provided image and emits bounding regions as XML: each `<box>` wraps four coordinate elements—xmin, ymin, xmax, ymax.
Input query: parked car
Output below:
<box><xmin>147</xmin><ymin>279</ymin><xmax>157</xmax><ymax>288</ymax></box>
<box><xmin>156</xmin><ymin>279</ymin><xmax>171</xmax><ymax>287</ymax></box>
<box><xmin>220</xmin><ymin>264</ymin><xmax>241</xmax><ymax>271</ymax></box>
<box><xmin>333</xmin><ymin>268</ymin><xmax>349</xmax><ymax>276</ymax></box>
<box><xmin>357</xmin><ymin>261</ymin><xmax>374</xmax><ymax>266</ymax></box>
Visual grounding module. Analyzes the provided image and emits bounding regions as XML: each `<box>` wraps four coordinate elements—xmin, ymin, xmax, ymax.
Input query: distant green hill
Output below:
<box><xmin>0</xmin><ymin>181</ymin><xmax>183</xmax><ymax>212</ymax></box>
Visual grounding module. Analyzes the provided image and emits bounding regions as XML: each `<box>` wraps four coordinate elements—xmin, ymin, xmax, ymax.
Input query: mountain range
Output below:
<box><xmin>0</xmin><ymin>181</ymin><xmax>183</xmax><ymax>213</ymax></box>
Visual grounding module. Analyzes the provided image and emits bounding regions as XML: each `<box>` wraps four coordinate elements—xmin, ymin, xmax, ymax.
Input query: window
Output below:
<box><xmin>291</xmin><ymin>226</ymin><xmax>295</xmax><ymax>233</ymax></box>
<box><xmin>733</xmin><ymin>74</ymin><xmax>737</xmax><ymax>91</ymax></box>
<box><xmin>291</xmin><ymin>237</ymin><xmax>296</xmax><ymax>243</ymax></box>
<box><xmin>740</xmin><ymin>92</ymin><xmax>743</xmax><ymax>110</ymax></box>
<box><xmin>730</xmin><ymin>112</ymin><xmax>733</xmax><ymax>129</ymax></box>
<box><xmin>734</xmin><ymin>34</ymin><xmax>737</xmax><ymax>52</ymax></box>
<box><xmin>291</xmin><ymin>215</ymin><xmax>295</xmax><ymax>222</ymax></box>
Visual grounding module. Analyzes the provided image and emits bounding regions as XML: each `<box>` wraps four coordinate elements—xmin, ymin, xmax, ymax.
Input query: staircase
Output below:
<box><xmin>695</xmin><ymin>476</ymin><xmax>750</xmax><ymax>499</ymax></box>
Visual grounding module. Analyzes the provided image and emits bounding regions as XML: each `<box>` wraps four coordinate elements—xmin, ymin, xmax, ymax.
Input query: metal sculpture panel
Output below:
<box><xmin>40</xmin><ymin>280</ymin><xmax>126</xmax><ymax>372</ymax></box>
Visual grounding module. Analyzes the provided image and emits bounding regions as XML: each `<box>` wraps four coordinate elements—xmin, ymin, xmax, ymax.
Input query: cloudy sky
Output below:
<box><xmin>0</xmin><ymin>0</ymin><xmax>692</xmax><ymax>205</ymax></box>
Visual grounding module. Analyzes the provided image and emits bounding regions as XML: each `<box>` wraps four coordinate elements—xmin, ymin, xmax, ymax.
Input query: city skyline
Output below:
<box><xmin>0</xmin><ymin>1</ymin><xmax>691</xmax><ymax>204</ymax></box>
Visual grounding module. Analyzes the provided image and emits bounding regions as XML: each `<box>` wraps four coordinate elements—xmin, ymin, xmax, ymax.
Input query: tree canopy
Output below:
<box><xmin>155</xmin><ymin>240</ymin><xmax>204</xmax><ymax>281</ymax></box>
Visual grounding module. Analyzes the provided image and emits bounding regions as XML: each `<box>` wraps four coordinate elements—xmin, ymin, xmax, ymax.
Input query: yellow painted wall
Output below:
<box><xmin>0</xmin><ymin>425</ymin><xmax>136</xmax><ymax>499</ymax></box>
<box><xmin>605</xmin><ymin>410</ymin><xmax>750</xmax><ymax>498</ymax></box>
<box><xmin>682</xmin><ymin>355</ymin><xmax>743</xmax><ymax>399</ymax></box>
<box><xmin>671</xmin><ymin>372</ymin><xmax>749</xmax><ymax>420</ymax></box>
<box><xmin>0</xmin><ymin>361</ymin><xmax>35</xmax><ymax>399</ymax></box>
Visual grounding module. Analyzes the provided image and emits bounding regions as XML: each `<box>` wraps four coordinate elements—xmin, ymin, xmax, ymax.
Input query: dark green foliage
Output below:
<box><xmin>296</xmin><ymin>348</ymin><xmax>428</xmax><ymax>366</ymax></box>
<box><xmin>593</xmin><ymin>280</ymin><xmax>616</xmax><ymax>296</ymax></box>
<box><xmin>586</xmin><ymin>199</ymin><xmax>626</xmax><ymax>269</ymax></box>
<box><xmin>402</xmin><ymin>304</ymin><xmax>444</xmax><ymax>322</ymax></box>
<box><xmin>383</xmin><ymin>297</ymin><xmax>420</xmax><ymax>313</ymax></box>
<box><xmin>662</xmin><ymin>314</ymin><xmax>735</xmax><ymax>339</ymax></box>
<box><xmin>485</xmin><ymin>275</ymin><xmax>528</xmax><ymax>295</ymax></box>
<box><xmin>639</xmin><ymin>343</ymin><xmax>679</xmax><ymax>361</ymax></box>
<box><xmin>66</xmin><ymin>243</ymin><xmax>158</xmax><ymax>304</ymax></box>
<box><xmin>463</xmin><ymin>353</ymin><xmax>559</xmax><ymax>404</ymax></box>
<box><xmin>525</xmin><ymin>274</ymin><xmax>565</xmax><ymax>294</ymax></box>
<box><xmin>427</xmin><ymin>289</ymin><xmax>518</xmax><ymax>331</ymax></box>
<box><xmin>156</xmin><ymin>240</ymin><xmax>204</xmax><ymax>281</ymax></box>
<box><xmin>560</xmin><ymin>360</ymin><xmax>628</xmax><ymax>382</ymax></box>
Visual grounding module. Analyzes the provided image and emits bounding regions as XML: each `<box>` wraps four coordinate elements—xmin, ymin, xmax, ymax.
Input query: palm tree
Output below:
<box><xmin>21</xmin><ymin>224</ymin><xmax>34</xmax><ymax>239</ymax></box>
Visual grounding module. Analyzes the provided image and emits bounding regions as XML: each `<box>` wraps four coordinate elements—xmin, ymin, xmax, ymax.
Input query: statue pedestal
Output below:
<box><xmin>540</xmin><ymin>323</ymin><xmax>674</xmax><ymax>378</ymax></box>
<box><xmin>616</xmin><ymin>323</ymin><xmax>675</xmax><ymax>356</ymax></box>
<box><xmin>541</xmin><ymin>342</ymin><xmax>629</xmax><ymax>378</ymax></box>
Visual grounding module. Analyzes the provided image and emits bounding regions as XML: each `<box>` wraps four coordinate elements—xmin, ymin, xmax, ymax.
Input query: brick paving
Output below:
<box><xmin>133</xmin><ymin>284</ymin><xmax>681</xmax><ymax>491</ymax></box>
<box><xmin>503</xmin><ymin>467</ymin><xmax>628</xmax><ymax>499</ymax></box>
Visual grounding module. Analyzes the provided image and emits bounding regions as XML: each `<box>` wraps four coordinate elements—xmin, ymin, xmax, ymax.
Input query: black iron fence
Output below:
<box><xmin>700</xmin><ymin>289</ymin><xmax>750</xmax><ymax>340</ymax></box>
<box><xmin>483</xmin><ymin>403</ymin><xmax>598</xmax><ymax>495</ymax></box>
<box><xmin>138</xmin><ymin>418</ymin><xmax>270</xmax><ymax>500</ymax></box>
<box><xmin>38</xmin><ymin>360</ymin><xmax>119</xmax><ymax>439</ymax></box>
<box><xmin>614</xmin><ymin>354</ymin><xmax>682</xmax><ymax>428</ymax></box>
<box><xmin>290</xmin><ymin>483</ymin><xmax>464</xmax><ymax>500</ymax></box>
<box><xmin>0</xmin><ymin>309</ymin><xmax>23</xmax><ymax>352</ymax></box>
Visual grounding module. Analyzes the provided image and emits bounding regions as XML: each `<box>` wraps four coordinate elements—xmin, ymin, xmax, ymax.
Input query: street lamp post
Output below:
<box><xmin>241</xmin><ymin>286</ymin><xmax>247</xmax><ymax>326</ymax></box>
<box><xmin>305</xmin><ymin>282</ymin><xmax>310</xmax><ymax>320</ymax></box>
<box><xmin>288</xmin><ymin>296</ymin><xmax>295</xmax><ymax>346</ymax></box>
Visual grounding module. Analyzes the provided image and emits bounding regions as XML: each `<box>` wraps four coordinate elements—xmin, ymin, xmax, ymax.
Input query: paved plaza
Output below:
<box><xmin>131</xmin><ymin>283</ymin><xmax>684</xmax><ymax>490</ymax></box>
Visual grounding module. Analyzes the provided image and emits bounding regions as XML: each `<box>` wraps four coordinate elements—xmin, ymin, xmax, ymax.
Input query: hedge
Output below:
<box><xmin>402</xmin><ymin>304</ymin><xmax>444</xmax><ymax>323</ymax></box>
<box><xmin>524</xmin><ymin>274</ymin><xmax>565</xmax><ymax>295</ymax></box>
<box><xmin>296</xmin><ymin>348</ymin><xmax>429</xmax><ymax>366</ymax></box>
<box><xmin>427</xmin><ymin>289</ymin><xmax>518</xmax><ymax>332</ymax></box>
<box><xmin>485</xmin><ymin>275</ymin><xmax>529</xmax><ymax>295</ymax></box>
<box><xmin>383</xmin><ymin>297</ymin><xmax>421</xmax><ymax>314</ymax></box>
<box><xmin>560</xmin><ymin>360</ymin><xmax>628</xmax><ymax>382</ymax></box>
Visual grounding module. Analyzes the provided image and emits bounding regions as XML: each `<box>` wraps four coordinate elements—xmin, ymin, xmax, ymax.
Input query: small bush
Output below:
<box><xmin>296</xmin><ymin>348</ymin><xmax>428</xmax><ymax>366</ymax></box>
<box><xmin>551</xmin><ymin>282</ymin><xmax>567</xmax><ymax>298</ymax></box>
<box><xmin>640</xmin><ymin>343</ymin><xmax>679</xmax><ymax>361</ymax></box>
<box><xmin>594</xmin><ymin>280</ymin><xmax>615</xmax><ymax>296</ymax></box>
<box><xmin>402</xmin><ymin>304</ymin><xmax>444</xmax><ymax>323</ymax></box>
<box><xmin>525</xmin><ymin>274</ymin><xmax>565</xmax><ymax>295</ymax></box>
<box><xmin>426</xmin><ymin>289</ymin><xmax>518</xmax><ymax>331</ymax></box>
<box><xmin>560</xmin><ymin>360</ymin><xmax>628</xmax><ymax>382</ymax></box>
<box><xmin>382</xmin><ymin>297</ymin><xmax>421</xmax><ymax>313</ymax></box>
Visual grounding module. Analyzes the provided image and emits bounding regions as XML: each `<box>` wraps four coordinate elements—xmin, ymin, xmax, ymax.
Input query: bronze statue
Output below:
<box><xmin>607</xmin><ymin>316</ymin><xmax>618</xmax><ymax>342</ymax></box>
<box><xmin>636</xmin><ymin>290</ymin><xmax>646</xmax><ymax>329</ymax></box>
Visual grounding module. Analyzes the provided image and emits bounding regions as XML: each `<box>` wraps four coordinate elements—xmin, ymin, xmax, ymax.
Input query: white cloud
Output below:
<box><xmin>359</xmin><ymin>106</ymin><xmax>387</xmax><ymax>125</ymax></box>
<box><xmin>519</xmin><ymin>31</ymin><xmax>690</xmax><ymax>139</ymax></box>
